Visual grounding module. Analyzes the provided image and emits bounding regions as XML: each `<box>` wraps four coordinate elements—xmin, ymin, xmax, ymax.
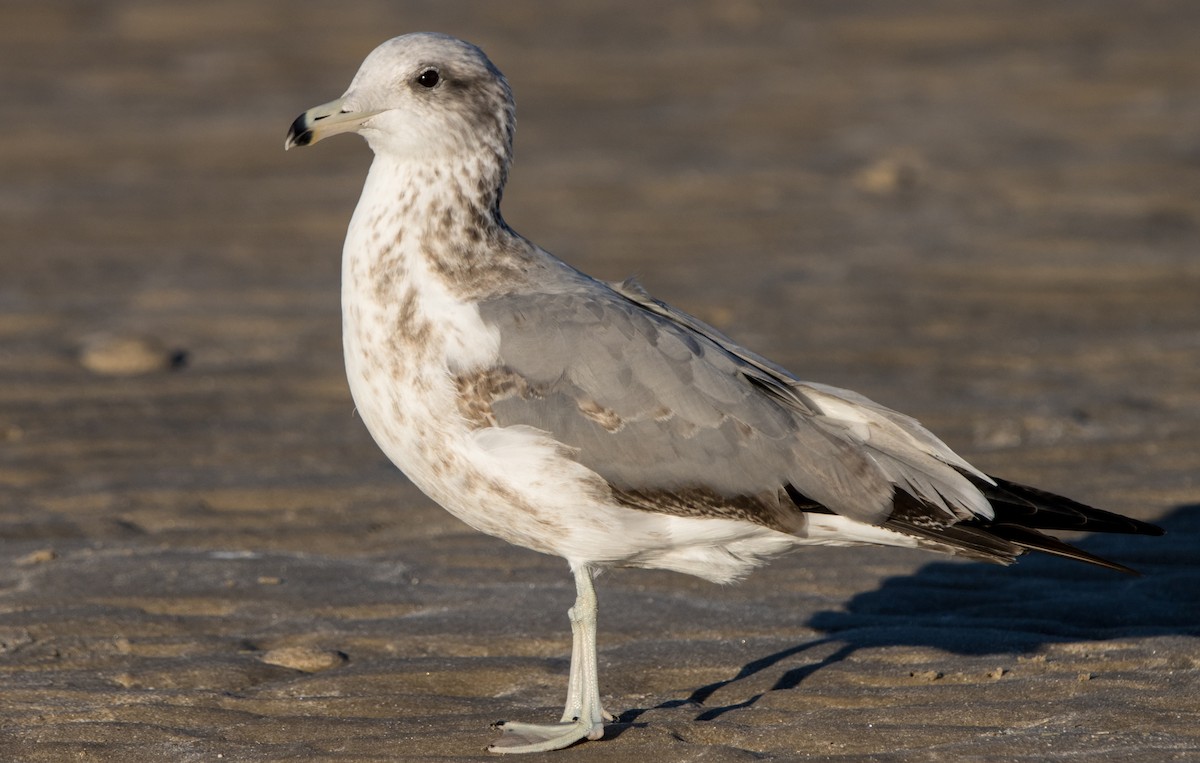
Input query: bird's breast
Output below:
<box><xmin>341</xmin><ymin>236</ymin><xmax>502</xmax><ymax>482</ymax></box>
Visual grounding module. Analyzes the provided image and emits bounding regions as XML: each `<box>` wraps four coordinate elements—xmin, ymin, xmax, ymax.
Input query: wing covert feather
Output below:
<box><xmin>475</xmin><ymin>286</ymin><xmax>897</xmax><ymax>523</ymax></box>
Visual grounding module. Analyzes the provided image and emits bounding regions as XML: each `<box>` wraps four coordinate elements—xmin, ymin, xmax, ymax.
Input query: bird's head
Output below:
<box><xmin>285</xmin><ymin>32</ymin><xmax>515</xmax><ymax>168</ymax></box>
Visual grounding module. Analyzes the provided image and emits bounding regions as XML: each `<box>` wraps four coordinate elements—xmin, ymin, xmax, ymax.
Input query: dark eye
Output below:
<box><xmin>416</xmin><ymin>68</ymin><xmax>440</xmax><ymax>88</ymax></box>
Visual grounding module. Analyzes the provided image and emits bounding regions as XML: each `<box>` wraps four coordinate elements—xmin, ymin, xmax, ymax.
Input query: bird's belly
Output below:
<box><xmin>341</xmin><ymin>326</ymin><xmax>592</xmax><ymax>557</ymax></box>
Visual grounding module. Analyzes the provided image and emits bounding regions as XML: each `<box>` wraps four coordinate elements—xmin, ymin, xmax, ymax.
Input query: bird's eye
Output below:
<box><xmin>416</xmin><ymin>68</ymin><xmax>440</xmax><ymax>88</ymax></box>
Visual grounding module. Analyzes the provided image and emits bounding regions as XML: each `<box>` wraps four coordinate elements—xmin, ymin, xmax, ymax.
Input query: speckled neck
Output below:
<box><xmin>343</xmin><ymin>153</ymin><xmax>537</xmax><ymax>302</ymax></box>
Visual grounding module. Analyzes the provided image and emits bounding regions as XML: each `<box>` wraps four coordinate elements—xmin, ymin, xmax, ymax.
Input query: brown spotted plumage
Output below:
<box><xmin>286</xmin><ymin>32</ymin><xmax>1162</xmax><ymax>754</ymax></box>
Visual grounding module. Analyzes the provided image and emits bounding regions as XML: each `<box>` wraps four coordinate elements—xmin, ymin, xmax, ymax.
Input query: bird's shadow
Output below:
<box><xmin>615</xmin><ymin>503</ymin><xmax>1198</xmax><ymax>729</ymax></box>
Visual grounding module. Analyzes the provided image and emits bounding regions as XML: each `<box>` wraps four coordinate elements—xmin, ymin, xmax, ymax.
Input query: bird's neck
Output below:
<box><xmin>343</xmin><ymin>153</ymin><xmax>534</xmax><ymax>303</ymax></box>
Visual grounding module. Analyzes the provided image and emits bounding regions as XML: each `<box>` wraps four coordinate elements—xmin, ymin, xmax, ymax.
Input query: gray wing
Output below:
<box><xmin>471</xmin><ymin>277</ymin><xmax>990</xmax><ymax>527</ymax></box>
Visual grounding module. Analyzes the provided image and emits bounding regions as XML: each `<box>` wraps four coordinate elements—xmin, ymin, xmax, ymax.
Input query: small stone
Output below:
<box><xmin>0</xmin><ymin>629</ymin><xmax>34</xmax><ymax>653</ymax></box>
<box><xmin>260</xmin><ymin>645</ymin><xmax>348</xmax><ymax>672</ymax></box>
<box><xmin>79</xmin><ymin>333</ymin><xmax>187</xmax><ymax>376</ymax></box>
<box><xmin>15</xmin><ymin>548</ymin><xmax>56</xmax><ymax>566</ymax></box>
<box><xmin>256</xmin><ymin>576</ymin><xmax>283</xmax><ymax>585</ymax></box>
<box><xmin>854</xmin><ymin>151</ymin><xmax>925</xmax><ymax>195</ymax></box>
<box><xmin>1077</xmin><ymin>672</ymin><xmax>1093</xmax><ymax>682</ymax></box>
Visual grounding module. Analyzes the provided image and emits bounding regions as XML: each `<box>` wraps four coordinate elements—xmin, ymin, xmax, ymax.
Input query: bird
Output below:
<box><xmin>285</xmin><ymin>32</ymin><xmax>1163</xmax><ymax>754</ymax></box>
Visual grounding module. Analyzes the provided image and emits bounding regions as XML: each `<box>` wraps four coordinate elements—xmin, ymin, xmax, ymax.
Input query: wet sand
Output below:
<box><xmin>2</xmin><ymin>2</ymin><xmax>1198</xmax><ymax>760</ymax></box>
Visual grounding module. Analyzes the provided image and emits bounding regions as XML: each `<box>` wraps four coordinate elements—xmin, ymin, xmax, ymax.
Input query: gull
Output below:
<box><xmin>284</xmin><ymin>32</ymin><xmax>1163</xmax><ymax>753</ymax></box>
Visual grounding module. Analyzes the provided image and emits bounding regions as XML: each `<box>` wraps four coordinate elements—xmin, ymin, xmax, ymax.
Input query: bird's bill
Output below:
<box><xmin>284</xmin><ymin>97</ymin><xmax>382</xmax><ymax>150</ymax></box>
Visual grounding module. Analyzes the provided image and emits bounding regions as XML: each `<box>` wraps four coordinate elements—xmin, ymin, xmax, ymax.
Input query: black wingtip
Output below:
<box><xmin>967</xmin><ymin>476</ymin><xmax>1164</xmax><ymax>574</ymax></box>
<box><xmin>979</xmin><ymin>476</ymin><xmax>1165</xmax><ymax>537</ymax></box>
<box><xmin>885</xmin><ymin>477</ymin><xmax>1163</xmax><ymax>574</ymax></box>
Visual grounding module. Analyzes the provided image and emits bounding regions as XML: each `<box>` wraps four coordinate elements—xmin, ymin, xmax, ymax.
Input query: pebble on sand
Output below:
<box><xmin>79</xmin><ymin>333</ymin><xmax>187</xmax><ymax>376</ymax></box>
<box><xmin>259</xmin><ymin>645</ymin><xmax>349</xmax><ymax>673</ymax></box>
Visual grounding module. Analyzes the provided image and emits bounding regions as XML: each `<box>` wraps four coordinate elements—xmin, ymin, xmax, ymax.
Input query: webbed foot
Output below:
<box><xmin>488</xmin><ymin>717</ymin><xmax>604</xmax><ymax>754</ymax></box>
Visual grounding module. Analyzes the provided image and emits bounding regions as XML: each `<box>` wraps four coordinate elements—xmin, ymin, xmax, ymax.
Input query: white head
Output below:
<box><xmin>286</xmin><ymin>33</ymin><xmax>515</xmax><ymax>172</ymax></box>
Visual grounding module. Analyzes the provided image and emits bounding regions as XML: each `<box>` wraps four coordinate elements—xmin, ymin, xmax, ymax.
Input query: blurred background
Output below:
<box><xmin>1</xmin><ymin>2</ymin><xmax>1197</xmax><ymax>760</ymax></box>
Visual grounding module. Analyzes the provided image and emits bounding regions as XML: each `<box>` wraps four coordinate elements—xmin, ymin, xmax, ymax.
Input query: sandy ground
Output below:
<box><xmin>2</xmin><ymin>1</ymin><xmax>1199</xmax><ymax>760</ymax></box>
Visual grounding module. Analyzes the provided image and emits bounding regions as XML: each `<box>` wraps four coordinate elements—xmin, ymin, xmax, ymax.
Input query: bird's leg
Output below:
<box><xmin>560</xmin><ymin>565</ymin><xmax>614</xmax><ymax>724</ymax></box>
<box><xmin>489</xmin><ymin>565</ymin><xmax>610</xmax><ymax>754</ymax></box>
